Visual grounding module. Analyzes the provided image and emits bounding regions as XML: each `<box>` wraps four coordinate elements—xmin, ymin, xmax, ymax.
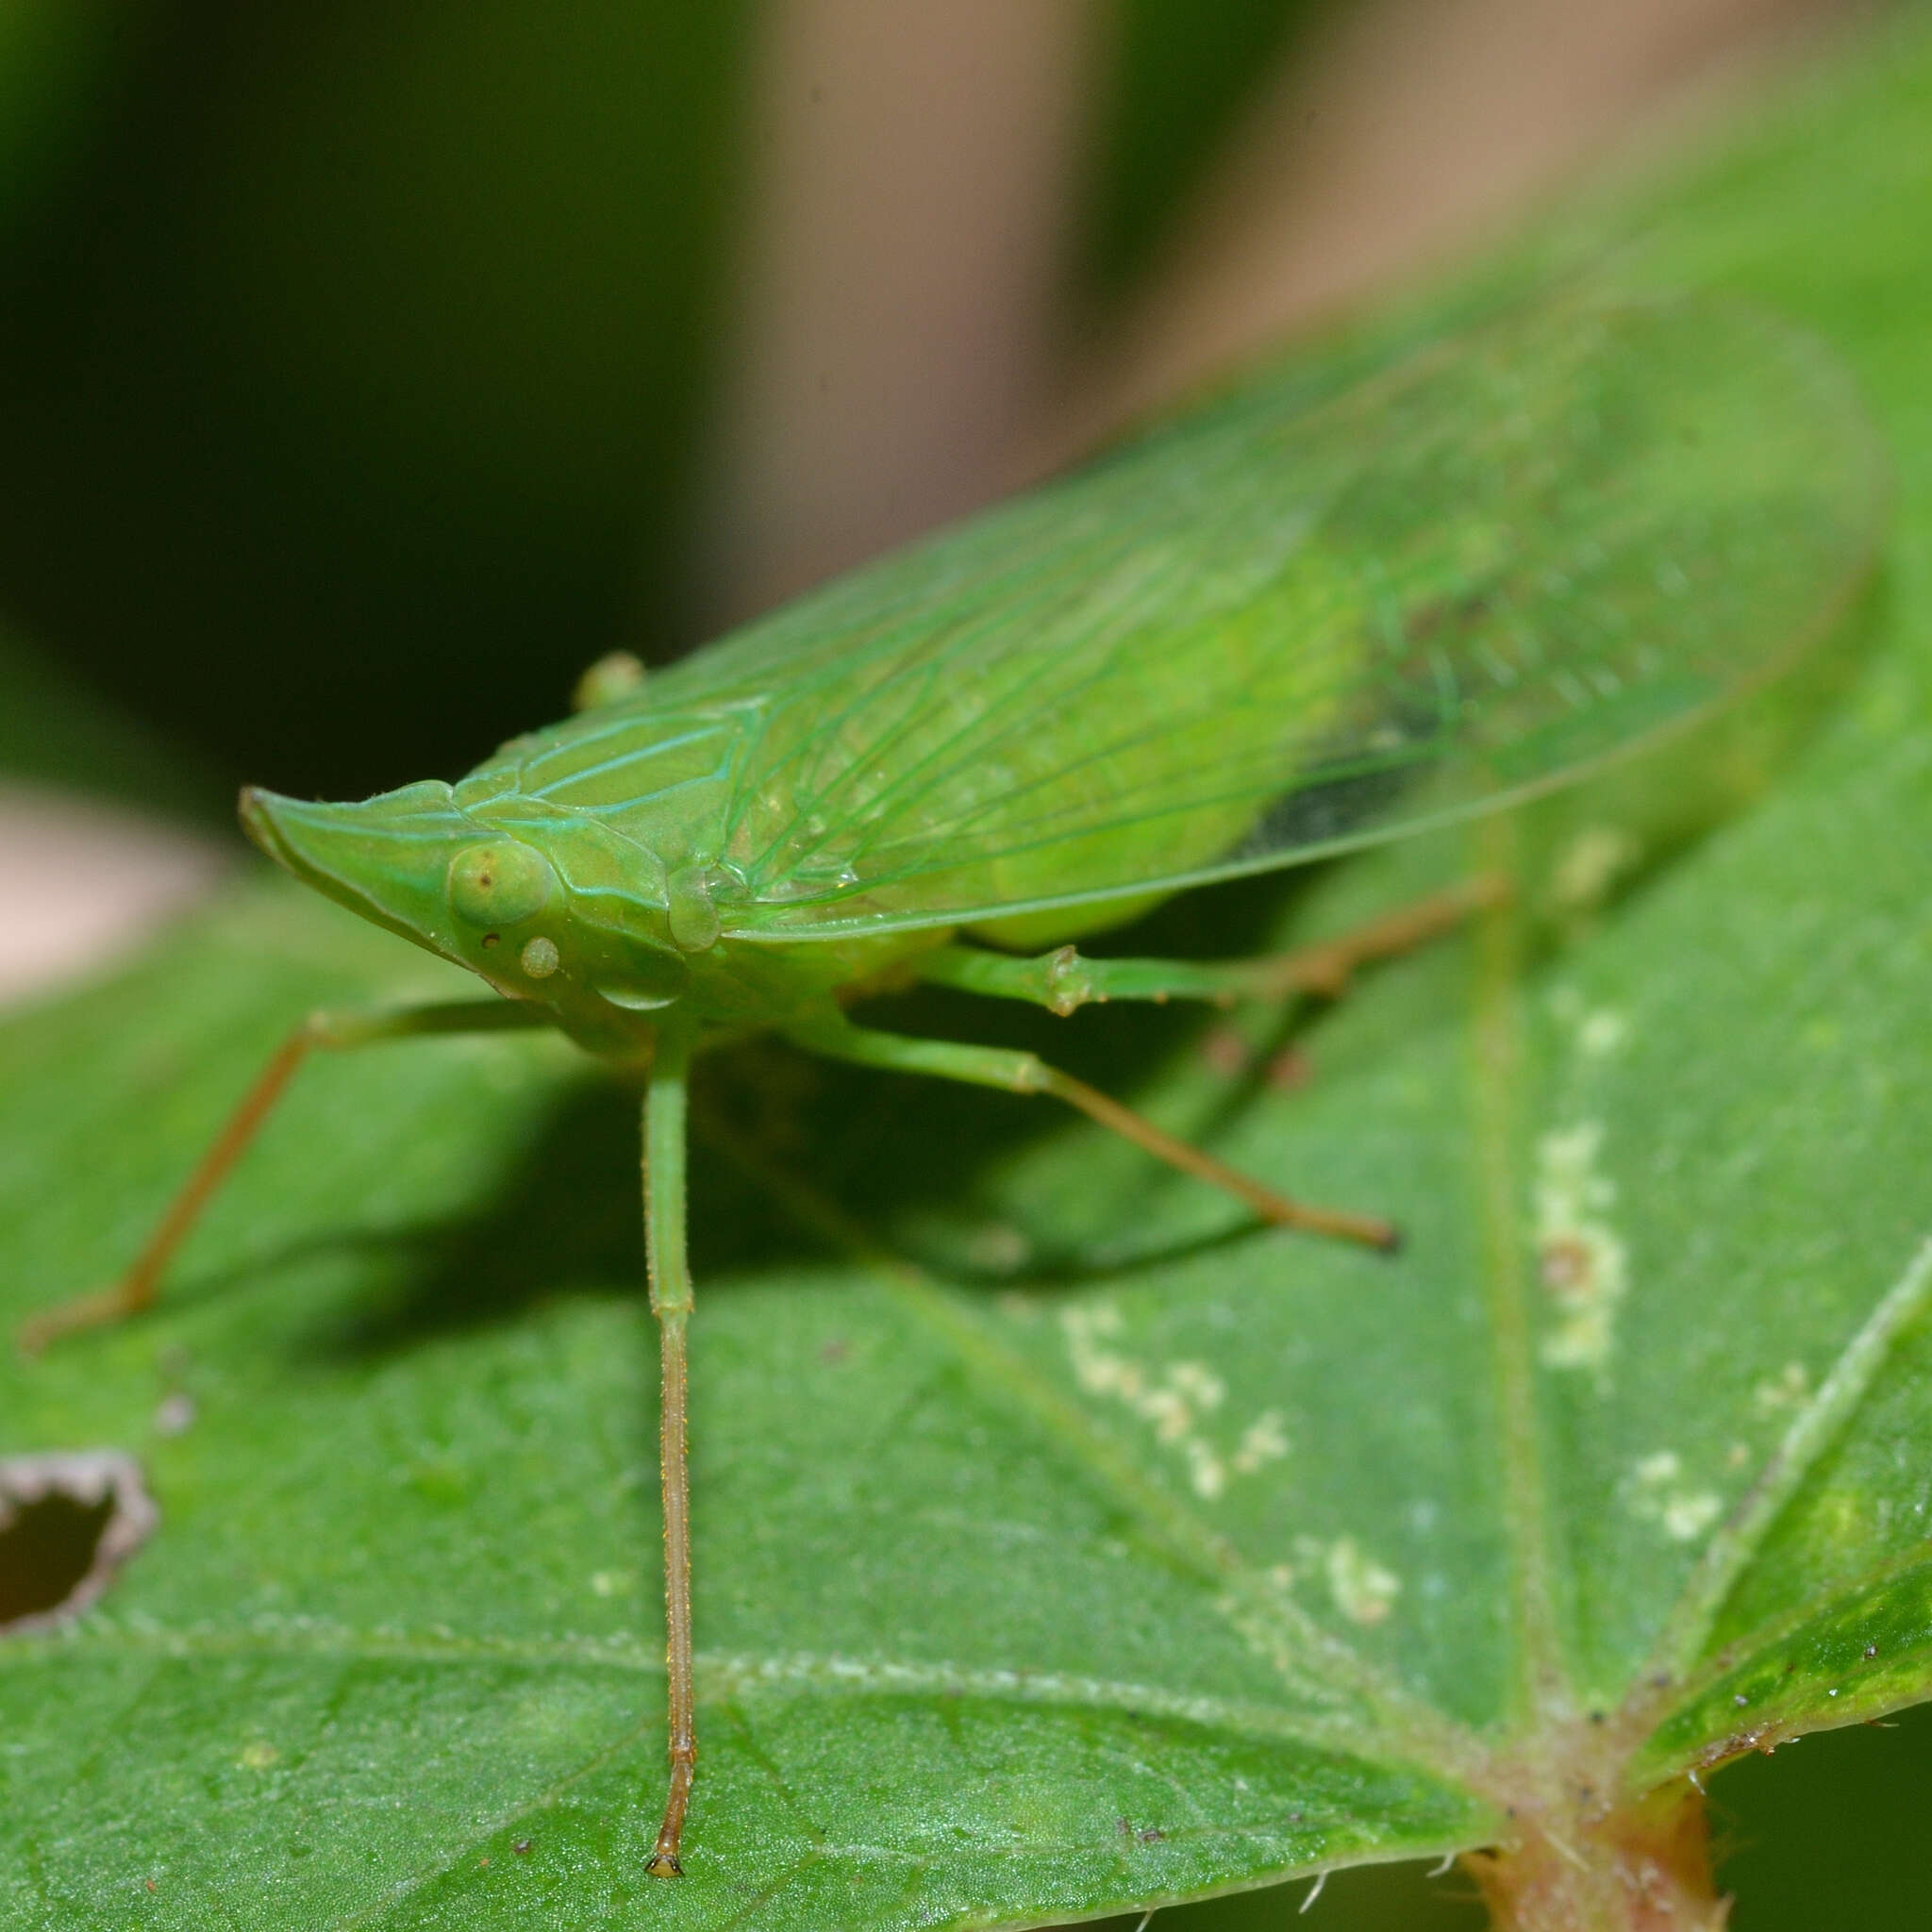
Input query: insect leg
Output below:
<box><xmin>787</xmin><ymin>1011</ymin><xmax>1395</xmax><ymax>1250</ymax></box>
<box><xmin>18</xmin><ymin>998</ymin><xmax>550</xmax><ymax>1353</ymax></box>
<box><xmin>916</xmin><ymin>876</ymin><xmax>1507</xmax><ymax>1015</ymax></box>
<box><xmin>642</xmin><ymin>1019</ymin><xmax>698</xmax><ymax>1879</ymax></box>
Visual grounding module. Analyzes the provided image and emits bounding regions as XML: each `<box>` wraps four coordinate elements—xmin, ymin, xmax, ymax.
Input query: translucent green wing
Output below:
<box><xmin>540</xmin><ymin>295</ymin><xmax>1887</xmax><ymax>941</ymax></box>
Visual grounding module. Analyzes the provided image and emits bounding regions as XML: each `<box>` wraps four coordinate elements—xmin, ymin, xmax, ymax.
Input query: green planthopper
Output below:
<box><xmin>23</xmin><ymin>291</ymin><xmax>1886</xmax><ymax>1875</ymax></box>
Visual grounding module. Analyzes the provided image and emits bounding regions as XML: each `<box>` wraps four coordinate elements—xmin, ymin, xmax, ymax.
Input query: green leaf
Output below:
<box><xmin>8</xmin><ymin>16</ymin><xmax>1932</xmax><ymax>1927</ymax></box>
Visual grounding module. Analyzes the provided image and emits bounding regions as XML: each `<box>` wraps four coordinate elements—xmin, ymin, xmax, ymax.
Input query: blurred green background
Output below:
<box><xmin>0</xmin><ymin>0</ymin><xmax>1319</xmax><ymax>803</ymax></box>
<box><xmin>3</xmin><ymin>2</ymin><xmax>1927</xmax><ymax>1925</ymax></box>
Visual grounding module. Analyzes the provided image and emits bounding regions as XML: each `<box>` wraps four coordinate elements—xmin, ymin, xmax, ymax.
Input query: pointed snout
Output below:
<box><xmin>240</xmin><ymin>781</ymin><xmax>475</xmax><ymax>956</ymax></box>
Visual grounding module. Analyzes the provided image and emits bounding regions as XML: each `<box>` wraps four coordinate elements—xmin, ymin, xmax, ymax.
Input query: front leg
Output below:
<box><xmin>641</xmin><ymin>1018</ymin><xmax>700</xmax><ymax>1878</ymax></box>
<box><xmin>18</xmin><ymin>998</ymin><xmax>552</xmax><ymax>1353</ymax></box>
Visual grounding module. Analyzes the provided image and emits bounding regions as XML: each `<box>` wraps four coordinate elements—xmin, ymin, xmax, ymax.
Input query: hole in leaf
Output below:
<box><xmin>0</xmin><ymin>1451</ymin><xmax>158</xmax><ymax>1635</ymax></box>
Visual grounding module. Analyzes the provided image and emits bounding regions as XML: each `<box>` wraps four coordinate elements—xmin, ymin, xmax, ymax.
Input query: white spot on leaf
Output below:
<box><xmin>1533</xmin><ymin>1121</ymin><xmax>1627</xmax><ymax>1373</ymax></box>
<box><xmin>1169</xmin><ymin>1362</ymin><xmax>1225</xmax><ymax>1412</ymax></box>
<box><xmin>1662</xmin><ymin>1492</ymin><xmax>1723</xmax><ymax>1541</ymax></box>
<box><xmin>1754</xmin><ymin>1361</ymin><xmax>1811</xmax><ymax>1415</ymax></box>
<box><xmin>1626</xmin><ymin>1450</ymin><xmax>1723</xmax><ymax>1543</ymax></box>
<box><xmin>1578</xmin><ymin>1008</ymin><xmax>1628</xmax><ymax>1058</ymax></box>
<box><xmin>1325</xmin><ymin>1537</ymin><xmax>1401</xmax><ymax>1625</ymax></box>
<box><xmin>1232</xmin><ymin>1410</ymin><xmax>1290</xmax><ymax>1475</ymax></box>
<box><xmin>1186</xmin><ymin>1441</ymin><xmax>1226</xmax><ymax>1500</ymax></box>
<box><xmin>1060</xmin><ymin>1303</ymin><xmax>1287</xmax><ymax>1501</ymax></box>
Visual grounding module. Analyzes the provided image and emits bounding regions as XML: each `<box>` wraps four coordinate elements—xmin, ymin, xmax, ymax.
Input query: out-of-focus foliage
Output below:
<box><xmin>1078</xmin><ymin>0</ymin><xmax>1324</xmax><ymax>302</ymax></box>
<box><xmin>0</xmin><ymin>2</ymin><xmax>756</xmax><ymax>799</ymax></box>
<box><xmin>0</xmin><ymin>0</ymin><xmax>132</xmax><ymax>237</ymax></box>
<box><xmin>0</xmin><ymin>0</ymin><xmax>1332</xmax><ymax>807</ymax></box>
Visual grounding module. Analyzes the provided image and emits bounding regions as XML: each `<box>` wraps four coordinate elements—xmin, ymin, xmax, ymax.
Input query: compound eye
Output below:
<box><xmin>448</xmin><ymin>841</ymin><xmax>555</xmax><ymax>928</ymax></box>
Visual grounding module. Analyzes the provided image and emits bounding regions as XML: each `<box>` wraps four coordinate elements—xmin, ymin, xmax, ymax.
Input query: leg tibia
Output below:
<box><xmin>643</xmin><ymin>1024</ymin><xmax>700</xmax><ymax>1877</ymax></box>
<box><xmin>787</xmin><ymin>1012</ymin><xmax>1394</xmax><ymax>1250</ymax></box>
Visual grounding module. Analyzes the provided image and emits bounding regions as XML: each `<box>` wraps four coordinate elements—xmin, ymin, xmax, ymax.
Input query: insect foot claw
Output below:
<box><xmin>1276</xmin><ymin>1202</ymin><xmax>1401</xmax><ymax>1252</ymax></box>
<box><xmin>645</xmin><ymin>1852</ymin><xmax>684</xmax><ymax>1879</ymax></box>
<box><xmin>16</xmin><ymin>1287</ymin><xmax>131</xmax><ymax>1357</ymax></box>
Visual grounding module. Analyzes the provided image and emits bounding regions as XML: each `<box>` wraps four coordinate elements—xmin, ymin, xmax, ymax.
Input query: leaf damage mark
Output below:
<box><xmin>0</xmin><ymin>1449</ymin><xmax>158</xmax><ymax>1636</ymax></box>
<box><xmin>1531</xmin><ymin>1120</ymin><xmax>1627</xmax><ymax>1374</ymax></box>
<box><xmin>1262</xmin><ymin>1535</ymin><xmax>1405</xmax><ymax>1628</ymax></box>
<box><xmin>1324</xmin><ymin>1537</ymin><xmax>1403</xmax><ymax>1627</ymax></box>
<box><xmin>1624</xmin><ymin>1452</ymin><xmax>1722</xmax><ymax>1544</ymax></box>
<box><xmin>1752</xmin><ymin>1360</ymin><xmax>1811</xmax><ymax>1415</ymax></box>
<box><xmin>1060</xmin><ymin>1301</ymin><xmax>1290</xmax><ymax>1500</ymax></box>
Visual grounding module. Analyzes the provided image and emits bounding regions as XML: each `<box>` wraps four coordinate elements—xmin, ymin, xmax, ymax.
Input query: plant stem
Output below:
<box><xmin>1463</xmin><ymin>1776</ymin><xmax>1727</xmax><ymax>1931</ymax></box>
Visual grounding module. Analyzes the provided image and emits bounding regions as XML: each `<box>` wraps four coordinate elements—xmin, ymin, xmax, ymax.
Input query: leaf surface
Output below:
<box><xmin>7</xmin><ymin>17</ymin><xmax>1932</xmax><ymax>1928</ymax></box>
